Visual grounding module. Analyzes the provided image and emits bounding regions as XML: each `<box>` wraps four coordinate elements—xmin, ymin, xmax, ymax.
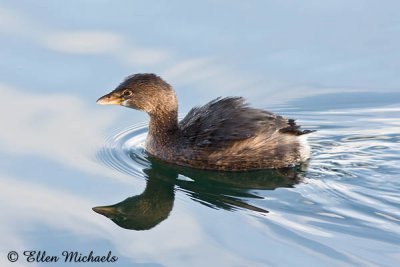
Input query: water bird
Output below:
<box><xmin>97</xmin><ymin>73</ymin><xmax>314</xmax><ymax>170</ymax></box>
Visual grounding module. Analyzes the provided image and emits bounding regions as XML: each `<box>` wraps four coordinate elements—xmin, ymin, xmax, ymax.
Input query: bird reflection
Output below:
<box><xmin>93</xmin><ymin>157</ymin><xmax>304</xmax><ymax>231</ymax></box>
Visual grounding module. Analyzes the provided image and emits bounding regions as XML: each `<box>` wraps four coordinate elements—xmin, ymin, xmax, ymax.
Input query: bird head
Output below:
<box><xmin>96</xmin><ymin>73</ymin><xmax>177</xmax><ymax>115</ymax></box>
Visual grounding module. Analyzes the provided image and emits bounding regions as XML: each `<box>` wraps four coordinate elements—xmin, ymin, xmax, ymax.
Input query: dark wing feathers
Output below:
<box><xmin>179</xmin><ymin>97</ymin><xmax>308</xmax><ymax>148</ymax></box>
<box><xmin>279</xmin><ymin>119</ymin><xmax>316</xmax><ymax>135</ymax></box>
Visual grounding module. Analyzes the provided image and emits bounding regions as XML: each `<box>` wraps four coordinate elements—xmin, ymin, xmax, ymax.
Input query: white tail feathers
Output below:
<box><xmin>298</xmin><ymin>134</ymin><xmax>312</xmax><ymax>161</ymax></box>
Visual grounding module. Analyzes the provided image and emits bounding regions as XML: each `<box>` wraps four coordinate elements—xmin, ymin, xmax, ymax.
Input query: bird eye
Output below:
<box><xmin>122</xmin><ymin>89</ymin><xmax>132</xmax><ymax>97</ymax></box>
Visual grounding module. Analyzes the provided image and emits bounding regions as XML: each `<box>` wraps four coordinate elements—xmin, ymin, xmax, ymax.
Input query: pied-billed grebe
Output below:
<box><xmin>97</xmin><ymin>73</ymin><xmax>314</xmax><ymax>171</ymax></box>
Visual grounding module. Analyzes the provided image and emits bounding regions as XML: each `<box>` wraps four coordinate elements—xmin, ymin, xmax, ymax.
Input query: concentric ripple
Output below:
<box><xmin>96</xmin><ymin>122</ymin><xmax>150</xmax><ymax>177</ymax></box>
<box><xmin>97</xmin><ymin>107</ymin><xmax>400</xmax><ymax>231</ymax></box>
<box><xmin>94</xmin><ymin>103</ymin><xmax>400</xmax><ymax>265</ymax></box>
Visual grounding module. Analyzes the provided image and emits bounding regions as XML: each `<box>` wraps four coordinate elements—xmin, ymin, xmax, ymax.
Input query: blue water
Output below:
<box><xmin>0</xmin><ymin>1</ymin><xmax>399</xmax><ymax>267</ymax></box>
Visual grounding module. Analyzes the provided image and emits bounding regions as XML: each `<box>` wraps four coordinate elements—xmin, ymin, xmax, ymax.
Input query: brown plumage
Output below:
<box><xmin>97</xmin><ymin>73</ymin><xmax>315</xmax><ymax>170</ymax></box>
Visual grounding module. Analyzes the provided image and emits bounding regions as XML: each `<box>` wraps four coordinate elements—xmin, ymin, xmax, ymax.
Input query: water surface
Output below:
<box><xmin>1</xmin><ymin>1</ymin><xmax>399</xmax><ymax>267</ymax></box>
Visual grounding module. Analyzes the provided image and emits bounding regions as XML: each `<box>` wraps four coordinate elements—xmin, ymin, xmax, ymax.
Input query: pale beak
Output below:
<box><xmin>96</xmin><ymin>93</ymin><xmax>122</xmax><ymax>105</ymax></box>
<box><xmin>92</xmin><ymin>206</ymin><xmax>118</xmax><ymax>217</ymax></box>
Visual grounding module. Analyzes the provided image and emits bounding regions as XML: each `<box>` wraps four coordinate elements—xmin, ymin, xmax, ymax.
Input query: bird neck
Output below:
<box><xmin>148</xmin><ymin>109</ymin><xmax>179</xmax><ymax>143</ymax></box>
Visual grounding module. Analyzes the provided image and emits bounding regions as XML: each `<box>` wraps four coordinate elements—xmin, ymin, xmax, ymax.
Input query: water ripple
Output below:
<box><xmin>96</xmin><ymin>122</ymin><xmax>150</xmax><ymax>177</ymax></box>
<box><xmin>94</xmin><ymin>106</ymin><xmax>400</xmax><ymax>254</ymax></box>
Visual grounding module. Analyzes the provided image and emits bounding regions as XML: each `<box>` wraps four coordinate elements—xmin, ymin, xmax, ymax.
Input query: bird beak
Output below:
<box><xmin>96</xmin><ymin>93</ymin><xmax>122</xmax><ymax>105</ymax></box>
<box><xmin>92</xmin><ymin>206</ymin><xmax>118</xmax><ymax>217</ymax></box>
